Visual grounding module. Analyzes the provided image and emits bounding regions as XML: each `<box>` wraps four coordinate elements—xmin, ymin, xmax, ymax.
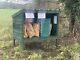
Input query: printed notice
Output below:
<box><xmin>38</xmin><ymin>13</ymin><xmax>46</xmax><ymax>19</ymax></box>
<box><xmin>25</xmin><ymin>13</ymin><xmax>34</xmax><ymax>18</ymax></box>
<box><xmin>54</xmin><ymin>16</ymin><xmax>57</xmax><ymax>24</ymax></box>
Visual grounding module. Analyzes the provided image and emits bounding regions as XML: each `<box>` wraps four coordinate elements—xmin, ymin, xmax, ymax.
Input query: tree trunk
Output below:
<box><xmin>69</xmin><ymin>13</ymin><xmax>76</xmax><ymax>43</ymax></box>
<box><xmin>69</xmin><ymin>13</ymin><xmax>75</xmax><ymax>33</ymax></box>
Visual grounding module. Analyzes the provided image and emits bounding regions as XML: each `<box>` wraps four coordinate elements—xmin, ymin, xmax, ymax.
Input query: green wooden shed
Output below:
<box><xmin>12</xmin><ymin>9</ymin><xmax>59</xmax><ymax>48</ymax></box>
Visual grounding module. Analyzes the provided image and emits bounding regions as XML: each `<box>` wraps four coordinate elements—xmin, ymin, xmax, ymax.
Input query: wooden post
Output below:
<box><xmin>55</xmin><ymin>39</ymin><xmax>58</xmax><ymax>49</ymax></box>
<box><xmin>13</xmin><ymin>39</ymin><xmax>16</xmax><ymax>46</ymax></box>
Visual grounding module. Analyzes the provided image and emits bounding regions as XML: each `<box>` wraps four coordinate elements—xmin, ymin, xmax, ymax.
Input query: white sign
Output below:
<box><xmin>25</xmin><ymin>13</ymin><xmax>34</xmax><ymax>18</ymax></box>
<box><xmin>38</xmin><ymin>13</ymin><xmax>46</xmax><ymax>19</ymax></box>
<box><xmin>54</xmin><ymin>16</ymin><xmax>57</xmax><ymax>24</ymax></box>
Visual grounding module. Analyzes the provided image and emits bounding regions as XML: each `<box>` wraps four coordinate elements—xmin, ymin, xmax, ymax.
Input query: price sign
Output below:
<box><xmin>38</xmin><ymin>13</ymin><xmax>46</xmax><ymax>19</ymax></box>
<box><xmin>25</xmin><ymin>13</ymin><xmax>34</xmax><ymax>18</ymax></box>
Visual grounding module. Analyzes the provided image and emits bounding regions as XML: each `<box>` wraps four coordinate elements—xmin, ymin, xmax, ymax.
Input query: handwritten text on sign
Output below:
<box><xmin>38</xmin><ymin>13</ymin><xmax>46</xmax><ymax>19</ymax></box>
<box><xmin>25</xmin><ymin>13</ymin><xmax>34</xmax><ymax>18</ymax></box>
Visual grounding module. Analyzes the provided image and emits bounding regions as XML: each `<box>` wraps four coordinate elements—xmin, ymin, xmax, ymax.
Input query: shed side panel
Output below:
<box><xmin>13</xmin><ymin>12</ymin><xmax>25</xmax><ymax>47</ymax></box>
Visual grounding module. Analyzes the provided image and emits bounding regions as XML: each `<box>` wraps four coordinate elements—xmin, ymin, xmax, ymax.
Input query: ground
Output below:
<box><xmin>0</xmin><ymin>9</ymin><xmax>80</xmax><ymax>60</ymax></box>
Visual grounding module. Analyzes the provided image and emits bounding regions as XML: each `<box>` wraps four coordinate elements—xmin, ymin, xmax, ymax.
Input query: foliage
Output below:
<box><xmin>52</xmin><ymin>43</ymin><xmax>80</xmax><ymax>60</ymax></box>
<box><xmin>59</xmin><ymin>0</ymin><xmax>80</xmax><ymax>16</ymax></box>
<box><xmin>59</xmin><ymin>0</ymin><xmax>80</xmax><ymax>32</ymax></box>
<box><xmin>28</xmin><ymin>53</ymin><xmax>42</xmax><ymax>60</ymax></box>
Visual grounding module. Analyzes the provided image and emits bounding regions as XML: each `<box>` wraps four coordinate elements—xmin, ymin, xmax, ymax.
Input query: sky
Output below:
<box><xmin>0</xmin><ymin>0</ymin><xmax>5</xmax><ymax>2</ymax></box>
<box><xmin>0</xmin><ymin>0</ymin><xmax>34</xmax><ymax>4</ymax></box>
<box><xmin>0</xmin><ymin>0</ymin><xmax>33</xmax><ymax>3</ymax></box>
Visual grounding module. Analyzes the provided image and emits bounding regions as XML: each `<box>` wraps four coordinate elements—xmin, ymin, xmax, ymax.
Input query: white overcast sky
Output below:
<box><xmin>0</xmin><ymin>0</ymin><xmax>5</xmax><ymax>2</ymax></box>
<box><xmin>0</xmin><ymin>0</ymin><xmax>33</xmax><ymax>2</ymax></box>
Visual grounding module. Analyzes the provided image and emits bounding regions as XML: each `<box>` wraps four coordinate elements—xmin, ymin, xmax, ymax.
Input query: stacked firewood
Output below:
<box><xmin>24</xmin><ymin>19</ymin><xmax>39</xmax><ymax>38</ymax></box>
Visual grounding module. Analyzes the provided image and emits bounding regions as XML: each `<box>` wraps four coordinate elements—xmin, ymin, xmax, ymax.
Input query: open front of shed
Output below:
<box><xmin>12</xmin><ymin>9</ymin><xmax>59</xmax><ymax>48</ymax></box>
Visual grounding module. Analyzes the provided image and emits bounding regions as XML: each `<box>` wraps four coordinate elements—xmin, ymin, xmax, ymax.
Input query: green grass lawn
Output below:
<box><xmin>0</xmin><ymin>9</ymin><xmax>20</xmax><ymax>27</ymax></box>
<box><xmin>0</xmin><ymin>9</ymin><xmax>21</xmax><ymax>37</ymax></box>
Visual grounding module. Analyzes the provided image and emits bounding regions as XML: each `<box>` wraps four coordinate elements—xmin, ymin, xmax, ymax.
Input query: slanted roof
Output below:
<box><xmin>12</xmin><ymin>9</ymin><xmax>59</xmax><ymax>18</ymax></box>
<box><xmin>12</xmin><ymin>9</ymin><xmax>24</xmax><ymax>18</ymax></box>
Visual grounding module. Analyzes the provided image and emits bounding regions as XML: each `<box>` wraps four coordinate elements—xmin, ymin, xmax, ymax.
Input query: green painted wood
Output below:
<box><xmin>39</xmin><ymin>18</ymin><xmax>51</xmax><ymax>38</ymax></box>
<box><xmin>46</xmin><ymin>10</ymin><xmax>59</xmax><ymax>13</ymax></box>
<box><xmin>12</xmin><ymin>9</ymin><xmax>59</xmax><ymax>48</ymax></box>
<box><xmin>13</xmin><ymin>11</ymin><xmax>25</xmax><ymax>48</ymax></box>
<box><xmin>13</xmin><ymin>24</ymin><xmax>23</xmax><ymax>29</ymax></box>
<box><xmin>12</xmin><ymin>9</ymin><xmax>24</xmax><ymax>18</ymax></box>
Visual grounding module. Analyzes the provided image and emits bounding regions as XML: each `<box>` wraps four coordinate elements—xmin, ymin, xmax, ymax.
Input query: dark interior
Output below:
<box><xmin>34</xmin><ymin>13</ymin><xmax>38</xmax><ymax>23</ymax></box>
<box><xmin>46</xmin><ymin>13</ymin><xmax>57</xmax><ymax>36</ymax></box>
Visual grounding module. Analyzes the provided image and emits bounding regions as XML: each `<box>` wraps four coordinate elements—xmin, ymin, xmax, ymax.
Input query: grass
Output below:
<box><xmin>0</xmin><ymin>9</ymin><xmax>20</xmax><ymax>27</ymax></box>
<box><xmin>0</xmin><ymin>9</ymin><xmax>80</xmax><ymax>60</ymax></box>
<box><xmin>0</xmin><ymin>9</ymin><xmax>21</xmax><ymax>60</ymax></box>
<box><xmin>0</xmin><ymin>9</ymin><xmax>58</xmax><ymax>60</ymax></box>
<box><xmin>0</xmin><ymin>9</ymin><xmax>20</xmax><ymax>38</ymax></box>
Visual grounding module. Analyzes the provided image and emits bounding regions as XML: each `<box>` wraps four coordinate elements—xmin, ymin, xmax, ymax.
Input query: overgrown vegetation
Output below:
<box><xmin>59</xmin><ymin>0</ymin><xmax>80</xmax><ymax>33</ymax></box>
<box><xmin>0</xmin><ymin>7</ymin><xmax>80</xmax><ymax>60</ymax></box>
<box><xmin>0</xmin><ymin>21</ymin><xmax>80</xmax><ymax>60</ymax></box>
